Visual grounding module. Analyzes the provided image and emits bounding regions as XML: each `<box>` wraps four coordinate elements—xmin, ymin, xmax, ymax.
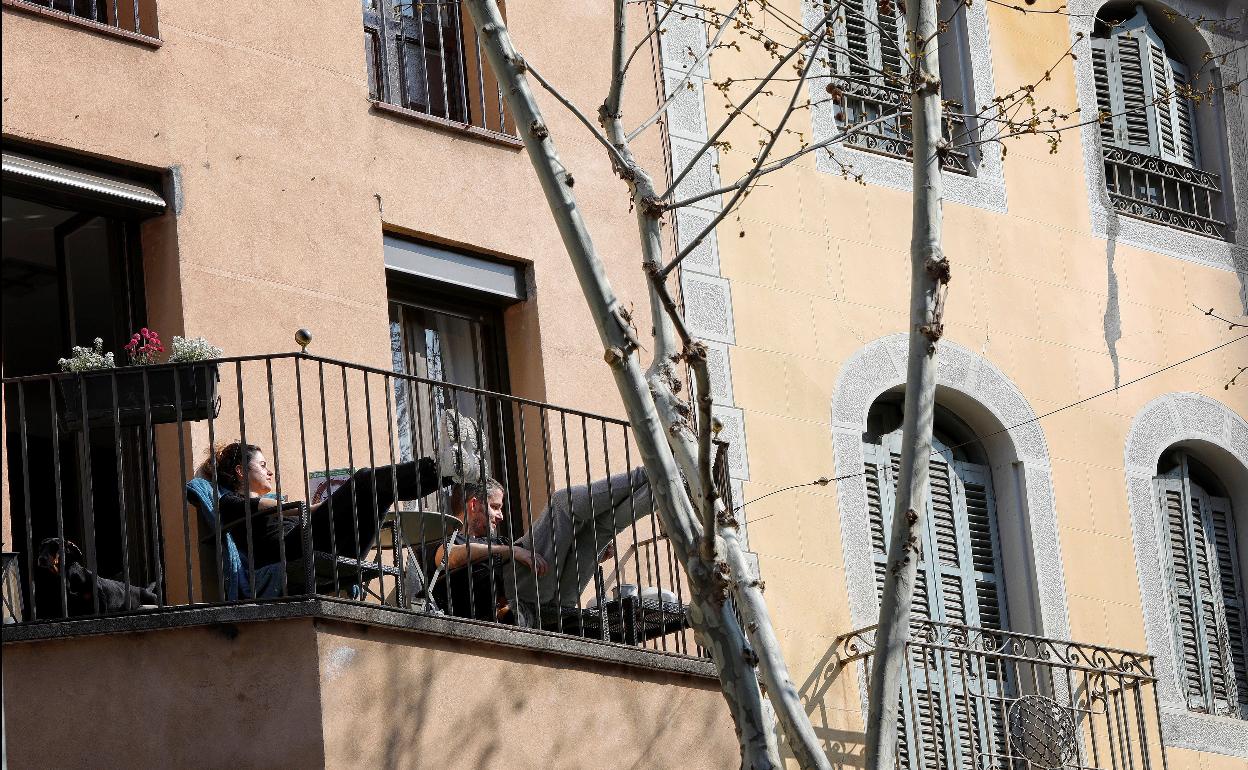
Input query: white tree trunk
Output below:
<box><xmin>460</xmin><ymin>1</ymin><xmax>784</xmax><ymax>766</ymax></box>
<box><xmin>863</xmin><ymin>0</ymin><xmax>951</xmax><ymax>767</ymax></box>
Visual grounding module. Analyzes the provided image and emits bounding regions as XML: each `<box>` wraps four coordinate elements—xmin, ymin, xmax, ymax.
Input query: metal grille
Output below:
<box><xmin>836</xmin><ymin>84</ymin><xmax>973</xmax><ymax>174</ymax></box>
<box><xmin>8</xmin><ymin>0</ymin><xmax>157</xmax><ymax>37</ymax></box>
<box><xmin>364</xmin><ymin>0</ymin><xmax>513</xmax><ymax>135</ymax></box>
<box><xmin>836</xmin><ymin>620</ymin><xmax>1169</xmax><ymax>770</ymax></box>
<box><xmin>1103</xmin><ymin>145</ymin><xmax>1225</xmax><ymax>239</ymax></box>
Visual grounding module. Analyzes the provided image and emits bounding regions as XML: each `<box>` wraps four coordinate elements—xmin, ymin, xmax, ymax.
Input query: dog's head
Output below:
<box><xmin>36</xmin><ymin>538</ymin><xmax>84</xmax><ymax>575</ymax></box>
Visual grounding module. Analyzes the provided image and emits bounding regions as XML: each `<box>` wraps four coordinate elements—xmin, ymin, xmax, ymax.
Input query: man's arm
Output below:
<box><xmin>435</xmin><ymin>541</ymin><xmax>549</xmax><ymax>575</ymax></box>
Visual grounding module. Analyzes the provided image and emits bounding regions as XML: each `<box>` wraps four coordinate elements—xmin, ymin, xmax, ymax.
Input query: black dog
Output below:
<box><xmin>34</xmin><ymin>538</ymin><xmax>158</xmax><ymax>617</ymax></box>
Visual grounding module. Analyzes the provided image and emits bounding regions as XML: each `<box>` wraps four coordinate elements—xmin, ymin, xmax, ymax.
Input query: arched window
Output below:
<box><xmin>863</xmin><ymin>398</ymin><xmax>1010</xmax><ymax>765</ymax></box>
<box><xmin>828</xmin><ymin>0</ymin><xmax>976</xmax><ymax>174</ymax></box>
<box><xmin>1155</xmin><ymin>449</ymin><xmax>1248</xmax><ymax>717</ymax></box>
<box><xmin>1091</xmin><ymin>4</ymin><xmax>1228</xmax><ymax>239</ymax></box>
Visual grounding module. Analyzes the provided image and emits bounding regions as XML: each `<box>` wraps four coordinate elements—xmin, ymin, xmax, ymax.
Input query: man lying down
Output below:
<box><xmin>430</xmin><ymin>468</ymin><xmax>653</xmax><ymax>628</ymax></box>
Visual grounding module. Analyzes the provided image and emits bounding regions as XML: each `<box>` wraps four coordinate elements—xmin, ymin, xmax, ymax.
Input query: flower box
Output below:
<box><xmin>56</xmin><ymin>362</ymin><xmax>220</xmax><ymax>432</ymax></box>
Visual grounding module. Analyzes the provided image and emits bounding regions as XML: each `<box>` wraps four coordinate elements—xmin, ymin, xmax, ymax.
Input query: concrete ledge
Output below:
<box><xmin>369</xmin><ymin>101</ymin><xmax>524</xmax><ymax>150</ymax></box>
<box><xmin>2</xmin><ymin>598</ymin><xmax>719</xmax><ymax>679</ymax></box>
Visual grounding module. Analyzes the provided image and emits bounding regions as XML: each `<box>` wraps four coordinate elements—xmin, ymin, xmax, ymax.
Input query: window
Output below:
<box><xmin>1155</xmin><ymin>450</ymin><xmax>1248</xmax><ymax>717</ymax></box>
<box><xmin>863</xmin><ymin>400</ymin><xmax>1011</xmax><ymax>765</ymax></box>
<box><xmin>8</xmin><ymin>0</ymin><xmax>158</xmax><ymax>38</ymax></box>
<box><xmin>827</xmin><ymin>0</ymin><xmax>975</xmax><ymax>174</ymax></box>
<box><xmin>1091</xmin><ymin>6</ymin><xmax>1227</xmax><ymax>238</ymax></box>
<box><xmin>363</xmin><ymin>0</ymin><xmax>513</xmax><ymax>135</ymax></box>
<box><xmin>388</xmin><ymin>287</ymin><xmax>508</xmax><ymax>466</ymax></box>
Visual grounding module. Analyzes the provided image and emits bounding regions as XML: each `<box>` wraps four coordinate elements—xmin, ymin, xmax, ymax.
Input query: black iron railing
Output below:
<box><xmin>7</xmin><ymin>0</ymin><xmax>158</xmax><ymax>37</ymax></box>
<box><xmin>836</xmin><ymin>83</ymin><xmax>972</xmax><ymax>174</ymax></box>
<box><xmin>364</xmin><ymin>0</ymin><xmax>514</xmax><ymax>136</ymax></box>
<box><xmin>836</xmin><ymin>620</ymin><xmax>1168</xmax><ymax>770</ymax></box>
<box><xmin>1</xmin><ymin>353</ymin><xmax>702</xmax><ymax>656</ymax></box>
<box><xmin>1103</xmin><ymin>145</ymin><xmax>1226</xmax><ymax>239</ymax></box>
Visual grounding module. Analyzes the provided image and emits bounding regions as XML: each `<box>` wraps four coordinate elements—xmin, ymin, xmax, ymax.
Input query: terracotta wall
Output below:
<box><xmin>315</xmin><ymin>624</ymin><xmax>738</xmax><ymax>769</ymax></box>
<box><xmin>2</xmin><ymin>618</ymin><xmax>739</xmax><ymax>769</ymax></box>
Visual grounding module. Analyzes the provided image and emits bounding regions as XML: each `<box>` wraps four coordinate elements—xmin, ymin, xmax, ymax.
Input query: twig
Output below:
<box><xmin>626</xmin><ymin>1</ymin><xmax>744</xmax><ymax>141</ymax></box>
<box><xmin>1195</xmin><ymin>304</ymin><xmax>1248</xmax><ymax>330</ymax></box>
<box><xmin>525</xmin><ymin>59</ymin><xmax>631</xmax><ymax>170</ymax></box>
<box><xmin>659</xmin><ymin>20</ymin><xmax>828</xmax><ymax>278</ymax></box>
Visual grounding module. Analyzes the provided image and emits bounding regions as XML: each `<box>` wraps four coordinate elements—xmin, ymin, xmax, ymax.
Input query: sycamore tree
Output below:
<box><xmin>447</xmin><ymin>0</ymin><xmax>1242</xmax><ymax>766</ymax></box>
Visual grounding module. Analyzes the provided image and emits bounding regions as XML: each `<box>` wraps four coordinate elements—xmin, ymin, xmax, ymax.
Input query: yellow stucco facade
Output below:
<box><xmin>1</xmin><ymin>0</ymin><xmax>1245</xmax><ymax>767</ymax></box>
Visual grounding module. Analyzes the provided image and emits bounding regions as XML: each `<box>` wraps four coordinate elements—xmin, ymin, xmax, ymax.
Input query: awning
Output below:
<box><xmin>384</xmin><ymin>235</ymin><xmax>525</xmax><ymax>301</ymax></box>
<box><xmin>2</xmin><ymin>152</ymin><xmax>166</xmax><ymax>212</ymax></box>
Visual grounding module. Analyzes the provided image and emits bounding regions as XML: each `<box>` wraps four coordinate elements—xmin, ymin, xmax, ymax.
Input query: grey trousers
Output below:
<box><xmin>506</xmin><ymin>467</ymin><xmax>652</xmax><ymax>627</ymax></box>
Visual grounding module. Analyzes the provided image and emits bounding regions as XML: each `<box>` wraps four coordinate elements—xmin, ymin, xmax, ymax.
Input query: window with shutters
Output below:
<box><xmin>1155</xmin><ymin>449</ymin><xmax>1248</xmax><ymax>718</ymax></box>
<box><xmin>863</xmin><ymin>407</ymin><xmax>1013</xmax><ymax>765</ymax></box>
<box><xmin>363</xmin><ymin>0</ymin><xmax>514</xmax><ymax>136</ymax></box>
<box><xmin>826</xmin><ymin>0</ymin><xmax>976</xmax><ymax>174</ymax></box>
<box><xmin>1091</xmin><ymin>5</ymin><xmax>1228</xmax><ymax>239</ymax></box>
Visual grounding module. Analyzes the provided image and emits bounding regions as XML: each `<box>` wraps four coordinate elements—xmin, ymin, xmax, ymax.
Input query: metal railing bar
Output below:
<box><xmin>204</xmin><ymin>380</ymin><xmax>227</xmax><ymax>603</ymax></box>
<box><xmin>265</xmin><ymin>358</ymin><xmax>290</xmax><ymax>598</ymax></box>
<box><xmin>340</xmin><ymin>366</ymin><xmax>365</xmax><ymax>599</ymax></box>
<box><xmin>17</xmin><ymin>384</ymin><xmax>38</xmax><ymax>618</ymax></box>
<box><xmin>316</xmin><ymin>361</ymin><xmax>340</xmax><ymax>597</ymax></box>
<box><xmin>294</xmin><ymin>356</ymin><xmax>317</xmax><ymax>599</ymax></box>
<box><xmin>107</xmin><ymin>372</ymin><xmax>134</xmax><ymax>610</ymax></box>
<box><xmin>139</xmin><ymin>367</ymin><xmax>165</xmax><ymax>606</ymax></box>
<box><xmin>600</xmin><ymin>422</ymin><xmax>628</xmax><ymax>645</ymax></box>
<box><xmin>45</xmin><ymin>379</ymin><xmax>71</xmax><ymax>618</ymax></box>
<box><xmin>538</xmin><ymin>407</ymin><xmax>562</xmax><ymax>634</ymax></box>
<box><xmin>233</xmin><ymin>362</ymin><xmax>259</xmax><ymax>600</ymax></box>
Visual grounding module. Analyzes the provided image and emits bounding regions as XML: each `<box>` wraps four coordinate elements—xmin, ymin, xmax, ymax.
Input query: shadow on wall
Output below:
<box><xmin>797</xmin><ymin>640</ymin><xmax>866</xmax><ymax>770</ymax></box>
<box><xmin>322</xmin><ymin>625</ymin><xmax>723</xmax><ymax>770</ymax></box>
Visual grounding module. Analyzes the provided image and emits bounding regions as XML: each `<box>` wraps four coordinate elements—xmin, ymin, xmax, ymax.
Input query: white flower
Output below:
<box><xmin>168</xmin><ymin>336</ymin><xmax>223</xmax><ymax>363</ymax></box>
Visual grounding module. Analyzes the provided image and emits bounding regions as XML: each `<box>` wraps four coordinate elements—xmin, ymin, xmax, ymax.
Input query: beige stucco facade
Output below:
<box><xmin>3</xmin><ymin>0</ymin><xmax>1247</xmax><ymax>767</ymax></box>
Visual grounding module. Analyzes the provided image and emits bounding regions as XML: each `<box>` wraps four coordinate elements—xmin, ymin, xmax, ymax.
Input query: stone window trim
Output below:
<box><xmin>1068</xmin><ymin>0</ymin><xmax>1248</xmax><ymax>273</ymax></box>
<box><xmin>829</xmin><ymin>334</ymin><xmax>1071</xmax><ymax>639</ymax></box>
<box><xmin>802</xmin><ymin>0</ymin><xmax>1008</xmax><ymax>213</ymax></box>
<box><xmin>1125</xmin><ymin>392</ymin><xmax>1248</xmax><ymax>757</ymax></box>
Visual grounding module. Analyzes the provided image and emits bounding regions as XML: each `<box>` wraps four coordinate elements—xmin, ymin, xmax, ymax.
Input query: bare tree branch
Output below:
<box><xmin>626</xmin><ymin>1</ymin><xmax>744</xmax><ymax>142</ymax></box>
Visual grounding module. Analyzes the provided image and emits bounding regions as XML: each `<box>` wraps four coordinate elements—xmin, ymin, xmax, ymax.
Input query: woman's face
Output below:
<box><xmin>239</xmin><ymin>450</ymin><xmax>275</xmax><ymax>496</ymax></box>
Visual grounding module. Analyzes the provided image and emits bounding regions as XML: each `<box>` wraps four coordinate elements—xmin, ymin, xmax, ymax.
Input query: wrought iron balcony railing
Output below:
<box><xmin>835</xmin><ymin>82</ymin><xmax>972</xmax><ymax>174</ymax></box>
<box><xmin>1103</xmin><ymin>145</ymin><xmax>1226</xmax><ymax>239</ymax></box>
<box><xmin>1</xmin><ymin>353</ymin><xmax>706</xmax><ymax>657</ymax></box>
<box><xmin>835</xmin><ymin>620</ymin><xmax>1168</xmax><ymax>770</ymax></box>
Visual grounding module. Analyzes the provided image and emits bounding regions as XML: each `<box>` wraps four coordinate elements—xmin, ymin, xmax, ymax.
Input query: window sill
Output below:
<box><xmin>369</xmin><ymin>100</ymin><xmax>523</xmax><ymax>150</ymax></box>
<box><xmin>2</xmin><ymin>0</ymin><xmax>161</xmax><ymax>47</ymax></box>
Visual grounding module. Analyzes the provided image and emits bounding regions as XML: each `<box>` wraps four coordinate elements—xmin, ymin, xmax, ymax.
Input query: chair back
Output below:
<box><xmin>185</xmin><ymin>478</ymin><xmax>249</xmax><ymax>601</ymax></box>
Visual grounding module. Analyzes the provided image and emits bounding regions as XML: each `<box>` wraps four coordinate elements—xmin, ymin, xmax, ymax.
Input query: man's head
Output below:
<box><xmin>450</xmin><ymin>478</ymin><xmax>505</xmax><ymax>537</ymax></box>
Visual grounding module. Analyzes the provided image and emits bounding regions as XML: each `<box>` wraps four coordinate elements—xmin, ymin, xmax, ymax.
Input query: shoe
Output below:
<box><xmin>438</xmin><ymin>409</ymin><xmax>483</xmax><ymax>484</ymax></box>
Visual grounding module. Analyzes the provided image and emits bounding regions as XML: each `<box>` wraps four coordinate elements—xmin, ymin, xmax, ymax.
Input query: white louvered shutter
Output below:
<box><xmin>1091</xmin><ymin>37</ymin><xmax>1116</xmax><ymax>146</ymax></box>
<box><xmin>1100</xmin><ymin>7</ymin><xmax>1201</xmax><ymax>166</ymax></box>
<box><xmin>865</xmin><ymin>436</ymin><xmax>1010</xmax><ymax>767</ymax></box>
<box><xmin>1169</xmin><ymin>58</ymin><xmax>1200</xmax><ymax>166</ymax></box>
<box><xmin>833</xmin><ymin>0</ymin><xmax>908</xmax><ymax>88</ymax></box>
<box><xmin>1207</xmin><ymin>494</ymin><xmax>1248</xmax><ymax>714</ymax></box>
<box><xmin>835</xmin><ymin>0</ymin><xmax>873</xmax><ymax>83</ymax></box>
<box><xmin>1104</xmin><ymin>22</ymin><xmax>1154</xmax><ymax>153</ymax></box>
<box><xmin>1158</xmin><ymin>474</ymin><xmax>1241</xmax><ymax>714</ymax></box>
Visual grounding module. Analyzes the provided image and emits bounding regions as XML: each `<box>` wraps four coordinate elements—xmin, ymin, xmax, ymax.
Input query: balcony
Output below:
<box><xmin>1103</xmin><ymin>145</ymin><xmax>1226</xmax><ymax>239</ymax></box>
<box><xmin>1</xmin><ymin>353</ymin><xmax>707</xmax><ymax>658</ymax></box>
<box><xmin>835</xmin><ymin>619</ymin><xmax>1168</xmax><ymax>770</ymax></box>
